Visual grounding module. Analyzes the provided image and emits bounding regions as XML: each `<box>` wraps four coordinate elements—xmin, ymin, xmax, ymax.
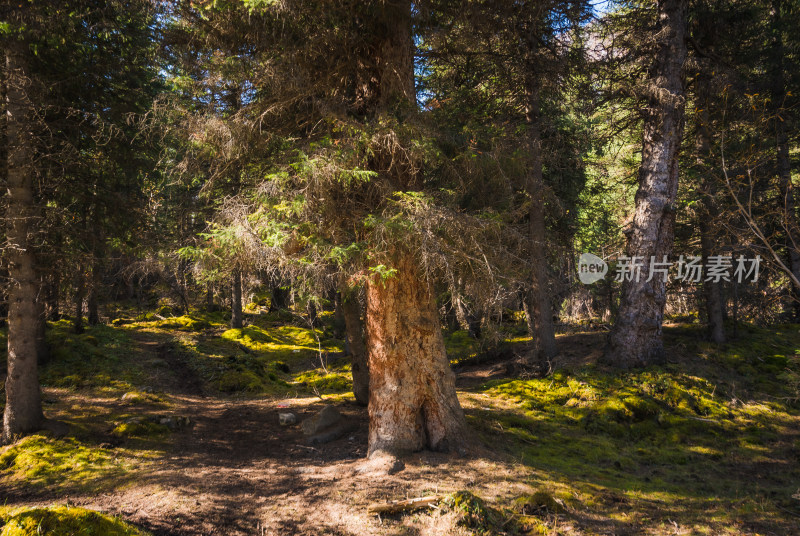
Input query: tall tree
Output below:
<box><xmin>2</xmin><ymin>31</ymin><xmax>44</xmax><ymax>442</ymax></box>
<box><xmin>603</xmin><ymin>0</ymin><xmax>689</xmax><ymax>367</ymax></box>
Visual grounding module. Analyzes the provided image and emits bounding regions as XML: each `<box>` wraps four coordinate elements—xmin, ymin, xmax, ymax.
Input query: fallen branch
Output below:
<box><xmin>368</xmin><ymin>495</ymin><xmax>444</xmax><ymax>515</ymax></box>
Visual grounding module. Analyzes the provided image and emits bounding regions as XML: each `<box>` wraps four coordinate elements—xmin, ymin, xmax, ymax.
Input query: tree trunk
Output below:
<box><xmin>695</xmin><ymin>73</ymin><xmax>726</xmax><ymax>343</ymax></box>
<box><xmin>365</xmin><ymin>252</ymin><xmax>467</xmax><ymax>457</ymax></box>
<box><xmin>603</xmin><ymin>0</ymin><xmax>689</xmax><ymax>367</ymax></box>
<box><xmin>231</xmin><ymin>269</ymin><xmax>243</xmax><ymax>329</ymax></box>
<box><xmin>342</xmin><ymin>289</ymin><xmax>369</xmax><ymax>406</ymax></box>
<box><xmin>87</xmin><ymin>258</ymin><xmax>100</xmax><ymax>326</ymax></box>
<box><xmin>522</xmin><ymin>22</ymin><xmax>557</xmax><ymax>361</ymax></box>
<box><xmin>205</xmin><ymin>282</ymin><xmax>215</xmax><ymax>311</ymax></box>
<box><xmin>44</xmin><ymin>270</ymin><xmax>60</xmax><ymax>321</ymax></box>
<box><xmin>73</xmin><ymin>269</ymin><xmax>85</xmax><ymax>334</ymax></box>
<box><xmin>3</xmin><ymin>39</ymin><xmax>44</xmax><ymax>441</ymax></box>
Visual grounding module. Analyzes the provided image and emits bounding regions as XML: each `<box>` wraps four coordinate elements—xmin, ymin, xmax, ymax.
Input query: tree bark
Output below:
<box><xmin>231</xmin><ymin>269</ymin><xmax>243</xmax><ymax>329</ymax></box>
<box><xmin>695</xmin><ymin>73</ymin><xmax>726</xmax><ymax>343</ymax></box>
<box><xmin>205</xmin><ymin>282</ymin><xmax>215</xmax><ymax>311</ymax></box>
<box><xmin>522</xmin><ymin>16</ymin><xmax>557</xmax><ymax>361</ymax></box>
<box><xmin>341</xmin><ymin>289</ymin><xmax>369</xmax><ymax>406</ymax></box>
<box><xmin>365</xmin><ymin>251</ymin><xmax>467</xmax><ymax>457</ymax></box>
<box><xmin>87</xmin><ymin>258</ymin><xmax>100</xmax><ymax>326</ymax></box>
<box><xmin>73</xmin><ymin>269</ymin><xmax>85</xmax><ymax>334</ymax></box>
<box><xmin>603</xmin><ymin>0</ymin><xmax>689</xmax><ymax>367</ymax></box>
<box><xmin>3</xmin><ymin>39</ymin><xmax>44</xmax><ymax>441</ymax></box>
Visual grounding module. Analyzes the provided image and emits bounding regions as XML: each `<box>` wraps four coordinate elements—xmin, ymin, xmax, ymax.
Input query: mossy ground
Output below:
<box><xmin>0</xmin><ymin>506</ymin><xmax>150</xmax><ymax>536</ymax></box>
<box><xmin>2</xmin><ymin>309</ymin><xmax>800</xmax><ymax>534</ymax></box>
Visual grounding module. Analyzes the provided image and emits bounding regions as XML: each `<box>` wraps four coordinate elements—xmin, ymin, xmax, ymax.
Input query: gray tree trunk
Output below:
<box><xmin>3</xmin><ymin>39</ymin><xmax>44</xmax><ymax>442</ymax></box>
<box><xmin>603</xmin><ymin>0</ymin><xmax>689</xmax><ymax>367</ymax></box>
<box><xmin>231</xmin><ymin>270</ymin><xmax>243</xmax><ymax>329</ymax></box>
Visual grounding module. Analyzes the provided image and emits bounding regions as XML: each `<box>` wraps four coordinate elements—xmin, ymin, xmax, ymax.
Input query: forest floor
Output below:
<box><xmin>2</xmin><ymin>308</ymin><xmax>800</xmax><ymax>535</ymax></box>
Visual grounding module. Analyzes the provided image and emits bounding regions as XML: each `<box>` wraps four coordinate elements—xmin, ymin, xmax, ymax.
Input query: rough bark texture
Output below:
<box><xmin>231</xmin><ymin>270</ymin><xmax>243</xmax><ymax>329</ymax></box>
<box><xmin>3</xmin><ymin>40</ymin><xmax>44</xmax><ymax>442</ymax></box>
<box><xmin>365</xmin><ymin>252</ymin><xmax>467</xmax><ymax>457</ymax></box>
<box><xmin>342</xmin><ymin>290</ymin><xmax>369</xmax><ymax>406</ymax></box>
<box><xmin>603</xmin><ymin>0</ymin><xmax>688</xmax><ymax>367</ymax></box>
<box><xmin>522</xmin><ymin>17</ymin><xmax>557</xmax><ymax>361</ymax></box>
<box><xmin>695</xmin><ymin>73</ymin><xmax>726</xmax><ymax>343</ymax></box>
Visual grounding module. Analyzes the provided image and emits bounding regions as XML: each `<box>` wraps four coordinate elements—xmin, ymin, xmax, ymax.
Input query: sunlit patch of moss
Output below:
<box><xmin>293</xmin><ymin>368</ymin><xmax>352</xmax><ymax>394</ymax></box>
<box><xmin>444</xmin><ymin>330</ymin><xmax>480</xmax><ymax>364</ymax></box>
<box><xmin>0</xmin><ymin>434</ymin><xmax>138</xmax><ymax>492</ymax></box>
<box><xmin>155</xmin><ymin>315</ymin><xmax>212</xmax><ymax>332</ymax></box>
<box><xmin>0</xmin><ymin>506</ymin><xmax>150</xmax><ymax>536</ymax></box>
<box><xmin>111</xmin><ymin>420</ymin><xmax>170</xmax><ymax>438</ymax></box>
<box><xmin>467</xmin><ymin>323</ymin><xmax>800</xmax><ymax>534</ymax></box>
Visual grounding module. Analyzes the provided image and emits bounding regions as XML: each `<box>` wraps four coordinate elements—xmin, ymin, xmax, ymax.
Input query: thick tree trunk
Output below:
<box><xmin>3</xmin><ymin>40</ymin><xmax>44</xmax><ymax>441</ymax></box>
<box><xmin>342</xmin><ymin>289</ymin><xmax>369</xmax><ymax>406</ymax></box>
<box><xmin>522</xmin><ymin>25</ymin><xmax>557</xmax><ymax>361</ymax></box>
<box><xmin>695</xmin><ymin>74</ymin><xmax>726</xmax><ymax>343</ymax></box>
<box><xmin>603</xmin><ymin>0</ymin><xmax>688</xmax><ymax>367</ymax></box>
<box><xmin>231</xmin><ymin>270</ymin><xmax>243</xmax><ymax>329</ymax></box>
<box><xmin>365</xmin><ymin>252</ymin><xmax>467</xmax><ymax>457</ymax></box>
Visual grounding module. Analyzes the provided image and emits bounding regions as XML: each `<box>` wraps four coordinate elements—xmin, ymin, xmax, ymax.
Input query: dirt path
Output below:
<box><xmin>43</xmin><ymin>331</ymin><xmax>524</xmax><ymax>536</ymax></box>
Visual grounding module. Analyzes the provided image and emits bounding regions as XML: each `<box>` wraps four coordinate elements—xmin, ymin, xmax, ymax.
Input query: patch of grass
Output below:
<box><xmin>0</xmin><ymin>506</ymin><xmax>150</xmax><ymax>536</ymax></box>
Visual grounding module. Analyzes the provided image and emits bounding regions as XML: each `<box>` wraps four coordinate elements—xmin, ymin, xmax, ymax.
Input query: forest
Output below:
<box><xmin>1</xmin><ymin>0</ymin><xmax>799</xmax><ymax>534</ymax></box>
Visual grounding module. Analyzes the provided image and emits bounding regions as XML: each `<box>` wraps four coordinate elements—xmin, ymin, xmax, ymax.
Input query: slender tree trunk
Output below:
<box><xmin>522</xmin><ymin>21</ymin><xmax>557</xmax><ymax>361</ymax></box>
<box><xmin>231</xmin><ymin>269</ymin><xmax>243</xmax><ymax>329</ymax></box>
<box><xmin>3</xmin><ymin>39</ymin><xmax>44</xmax><ymax>441</ymax></box>
<box><xmin>87</xmin><ymin>258</ymin><xmax>100</xmax><ymax>326</ymax></box>
<box><xmin>365</xmin><ymin>251</ymin><xmax>467</xmax><ymax>457</ymax></box>
<box><xmin>73</xmin><ymin>269</ymin><xmax>85</xmax><ymax>334</ymax></box>
<box><xmin>44</xmin><ymin>270</ymin><xmax>59</xmax><ymax>321</ymax></box>
<box><xmin>695</xmin><ymin>74</ymin><xmax>725</xmax><ymax>343</ymax></box>
<box><xmin>603</xmin><ymin>0</ymin><xmax>689</xmax><ymax>367</ymax></box>
<box><xmin>341</xmin><ymin>289</ymin><xmax>369</xmax><ymax>406</ymax></box>
<box><xmin>205</xmin><ymin>282</ymin><xmax>215</xmax><ymax>311</ymax></box>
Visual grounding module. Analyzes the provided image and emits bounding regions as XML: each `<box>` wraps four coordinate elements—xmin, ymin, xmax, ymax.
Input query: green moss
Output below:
<box><xmin>0</xmin><ymin>506</ymin><xmax>150</xmax><ymax>536</ymax></box>
<box><xmin>111</xmin><ymin>420</ymin><xmax>170</xmax><ymax>438</ymax></box>
<box><xmin>39</xmin><ymin>321</ymin><xmax>143</xmax><ymax>394</ymax></box>
<box><xmin>294</xmin><ymin>369</ymin><xmax>352</xmax><ymax>393</ymax></box>
<box><xmin>442</xmin><ymin>491</ymin><xmax>501</xmax><ymax>533</ymax></box>
<box><xmin>156</xmin><ymin>315</ymin><xmax>211</xmax><ymax>332</ymax></box>
<box><xmin>0</xmin><ymin>435</ymin><xmax>134</xmax><ymax>491</ymax></box>
<box><xmin>217</xmin><ymin>369</ymin><xmax>264</xmax><ymax>392</ymax></box>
